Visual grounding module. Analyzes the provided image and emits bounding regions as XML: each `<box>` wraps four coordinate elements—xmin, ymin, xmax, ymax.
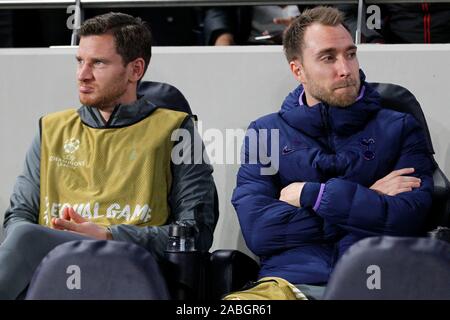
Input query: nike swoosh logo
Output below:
<box><xmin>282</xmin><ymin>146</ymin><xmax>293</xmax><ymax>155</ymax></box>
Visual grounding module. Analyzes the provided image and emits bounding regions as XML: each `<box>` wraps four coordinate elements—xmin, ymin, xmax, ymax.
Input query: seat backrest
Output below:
<box><xmin>26</xmin><ymin>240</ymin><xmax>171</xmax><ymax>300</ymax></box>
<box><xmin>370</xmin><ymin>82</ymin><xmax>450</xmax><ymax>228</ymax></box>
<box><xmin>323</xmin><ymin>236</ymin><xmax>450</xmax><ymax>300</ymax></box>
<box><xmin>137</xmin><ymin>81</ymin><xmax>193</xmax><ymax>115</ymax></box>
<box><xmin>370</xmin><ymin>82</ymin><xmax>434</xmax><ymax>154</ymax></box>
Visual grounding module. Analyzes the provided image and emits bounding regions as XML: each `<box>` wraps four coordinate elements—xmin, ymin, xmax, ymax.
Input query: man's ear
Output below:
<box><xmin>289</xmin><ymin>60</ymin><xmax>304</xmax><ymax>82</ymax></box>
<box><xmin>128</xmin><ymin>58</ymin><xmax>145</xmax><ymax>83</ymax></box>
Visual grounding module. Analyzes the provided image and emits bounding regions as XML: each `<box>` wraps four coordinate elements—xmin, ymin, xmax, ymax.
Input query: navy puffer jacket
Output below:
<box><xmin>232</xmin><ymin>72</ymin><xmax>435</xmax><ymax>285</ymax></box>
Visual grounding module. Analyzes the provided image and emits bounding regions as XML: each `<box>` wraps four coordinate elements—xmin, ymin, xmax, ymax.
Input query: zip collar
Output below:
<box><xmin>279</xmin><ymin>70</ymin><xmax>381</xmax><ymax>137</ymax></box>
<box><xmin>77</xmin><ymin>96</ymin><xmax>157</xmax><ymax>129</ymax></box>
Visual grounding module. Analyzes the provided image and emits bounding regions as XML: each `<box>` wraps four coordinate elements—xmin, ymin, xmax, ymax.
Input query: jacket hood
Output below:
<box><xmin>279</xmin><ymin>70</ymin><xmax>381</xmax><ymax>137</ymax></box>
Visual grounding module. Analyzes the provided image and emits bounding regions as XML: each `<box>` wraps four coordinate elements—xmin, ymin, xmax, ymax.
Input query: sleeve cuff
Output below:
<box><xmin>300</xmin><ymin>182</ymin><xmax>325</xmax><ymax>211</ymax></box>
<box><xmin>108</xmin><ymin>225</ymin><xmax>120</xmax><ymax>241</ymax></box>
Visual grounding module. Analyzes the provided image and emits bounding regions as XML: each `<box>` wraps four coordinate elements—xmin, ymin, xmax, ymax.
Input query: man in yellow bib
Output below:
<box><xmin>1</xmin><ymin>12</ymin><xmax>216</xmax><ymax>299</ymax></box>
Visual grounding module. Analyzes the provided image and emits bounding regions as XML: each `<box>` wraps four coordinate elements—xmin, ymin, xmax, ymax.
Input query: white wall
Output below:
<box><xmin>1</xmin><ymin>45</ymin><xmax>449</xmax><ymax>255</ymax></box>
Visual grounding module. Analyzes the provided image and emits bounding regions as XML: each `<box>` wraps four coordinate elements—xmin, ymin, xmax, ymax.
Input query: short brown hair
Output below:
<box><xmin>79</xmin><ymin>12</ymin><xmax>152</xmax><ymax>77</ymax></box>
<box><xmin>283</xmin><ymin>6</ymin><xmax>349</xmax><ymax>62</ymax></box>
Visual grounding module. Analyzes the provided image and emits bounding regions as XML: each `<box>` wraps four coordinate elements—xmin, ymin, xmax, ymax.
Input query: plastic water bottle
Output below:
<box><xmin>166</xmin><ymin>222</ymin><xmax>196</xmax><ymax>252</ymax></box>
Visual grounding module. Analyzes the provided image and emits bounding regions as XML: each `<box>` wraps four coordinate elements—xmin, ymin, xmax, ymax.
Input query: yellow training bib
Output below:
<box><xmin>39</xmin><ymin>108</ymin><xmax>187</xmax><ymax>228</ymax></box>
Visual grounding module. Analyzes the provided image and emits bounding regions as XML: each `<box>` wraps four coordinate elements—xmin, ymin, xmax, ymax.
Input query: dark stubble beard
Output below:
<box><xmin>87</xmin><ymin>85</ymin><xmax>127</xmax><ymax>110</ymax></box>
<box><xmin>79</xmin><ymin>72</ymin><xmax>128</xmax><ymax>110</ymax></box>
<box><xmin>308</xmin><ymin>76</ymin><xmax>361</xmax><ymax>108</ymax></box>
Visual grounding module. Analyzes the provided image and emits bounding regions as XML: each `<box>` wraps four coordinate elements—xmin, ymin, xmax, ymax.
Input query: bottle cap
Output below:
<box><xmin>169</xmin><ymin>223</ymin><xmax>195</xmax><ymax>238</ymax></box>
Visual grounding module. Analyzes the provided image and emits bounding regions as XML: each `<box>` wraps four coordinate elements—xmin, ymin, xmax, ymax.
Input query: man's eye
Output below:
<box><xmin>77</xmin><ymin>59</ymin><xmax>84</xmax><ymax>65</ymax></box>
<box><xmin>94</xmin><ymin>61</ymin><xmax>104</xmax><ymax>66</ymax></box>
<box><xmin>322</xmin><ymin>56</ymin><xmax>335</xmax><ymax>62</ymax></box>
<box><xmin>348</xmin><ymin>52</ymin><xmax>357</xmax><ymax>58</ymax></box>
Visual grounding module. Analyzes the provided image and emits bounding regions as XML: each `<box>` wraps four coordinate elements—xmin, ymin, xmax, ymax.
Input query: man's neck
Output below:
<box><xmin>98</xmin><ymin>90</ymin><xmax>137</xmax><ymax>123</ymax></box>
<box><xmin>99</xmin><ymin>106</ymin><xmax>116</xmax><ymax>123</ymax></box>
<box><xmin>304</xmin><ymin>91</ymin><xmax>320</xmax><ymax>107</ymax></box>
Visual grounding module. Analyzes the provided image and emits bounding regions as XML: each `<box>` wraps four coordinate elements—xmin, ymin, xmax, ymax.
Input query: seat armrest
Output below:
<box><xmin>209</xmin><ymin>249</ymin><xmax>259</xmax><ymax>300</ymax></box>
<box><xmin>163</xmin><ymin>251</ymin><xmax>210</xmax><ymax>301</ymax></box>
<box><xmin>428</xmin><ymin>167</ymin><xmax>450</xmax><ymax>229</ymax></box>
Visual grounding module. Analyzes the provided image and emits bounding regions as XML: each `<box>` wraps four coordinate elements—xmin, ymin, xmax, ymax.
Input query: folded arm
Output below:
<box><xmin>300</xmin><ymin>114</ymin><xmax>435</xmax><ymax>236</ymax></box>
<box><xmin>232</xmin><ymin>122</ymin><xmax>339</xmax><ymax>257</ymax></box>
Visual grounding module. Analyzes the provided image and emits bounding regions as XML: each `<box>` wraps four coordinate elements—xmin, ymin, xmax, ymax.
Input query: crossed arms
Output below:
<box><xmin>232</xmin><ymin>115</ymin><xmax>435</xmax><ymax>256</ymax></box>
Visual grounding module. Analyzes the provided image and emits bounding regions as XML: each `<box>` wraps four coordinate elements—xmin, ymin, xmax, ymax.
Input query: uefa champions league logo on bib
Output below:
<box><xmin>64</xmin><ymin>138</ymin><xmax>80</xmax><ymax>154</ymax></box>
<box><xmin>49</xmin><ymin>138</ymin><xmax>85</xmax><ymax>168</ymax></box>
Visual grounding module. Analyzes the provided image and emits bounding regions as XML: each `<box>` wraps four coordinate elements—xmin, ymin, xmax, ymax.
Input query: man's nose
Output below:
<box><xmin>77</xmin><ymin>64</ymin><xmax>93</xmax><ymax>81</ymax></box>
<box><xmin>336</xmin><ymin>58</ymin><xmax>351</xmax><ymax>78</ymax></box>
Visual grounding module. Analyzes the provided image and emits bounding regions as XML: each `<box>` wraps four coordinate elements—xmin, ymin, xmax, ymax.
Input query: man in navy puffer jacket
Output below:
<box><xmin>231</xmin><ymin>6</ymin><xmax>434</xmax><ymax>293</ymax></box>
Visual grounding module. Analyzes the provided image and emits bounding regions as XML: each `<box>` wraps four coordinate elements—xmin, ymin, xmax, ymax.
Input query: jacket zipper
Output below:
<box><xmin>321</xmin><ymin>104</ymin><xmax>334</xmax><ymax>151</ymax></box>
